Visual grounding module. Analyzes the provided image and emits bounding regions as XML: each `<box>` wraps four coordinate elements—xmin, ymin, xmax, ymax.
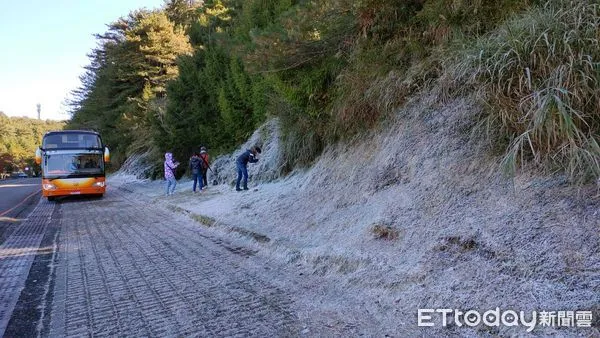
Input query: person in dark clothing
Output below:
<box><xmin>235</xmin><ymin>146</ymin><xmax>261</xmax><ymax>191</ymax></box>
<box><xmin>189</xmin><ymin>152</ymin><xmax>203</xmax><ymax>192</ymax></box>
<box><xmin>199</xmin><ymin>146</ymin><xmax>210</xmax><ymax>189</ymax></box>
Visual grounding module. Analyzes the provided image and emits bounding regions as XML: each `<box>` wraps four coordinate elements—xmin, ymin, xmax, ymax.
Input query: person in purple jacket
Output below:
<box><xmin>235</xmin><ymin>146</ymin><xmax>261</xmax><ymax>191</ymax></box>
<box><xmin>164</xmin><ymin>152</ymin><xmax>180</xmax><ymax>196</ymax></box>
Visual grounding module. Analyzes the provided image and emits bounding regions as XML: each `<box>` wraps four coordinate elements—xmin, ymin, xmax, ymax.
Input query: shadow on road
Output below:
<box><xmin>46</xmin><ymin>195</ymin><xmax>105</xmax><ymax>204</ymax></box>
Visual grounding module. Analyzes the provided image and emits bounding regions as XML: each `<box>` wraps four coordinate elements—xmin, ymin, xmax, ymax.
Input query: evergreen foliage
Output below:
<box><xmin>66</xmin><ymin>0</ymin><xmax>600</xmax><ymax>181</ymax></box>
<box><xmin>69</xmin><ymin>5</ymin><xmax>192</xmax><ymax>167</ymax></box>
<box><xmin>0</xmin><ymin>113</ymin><xmax>65</xmax><ymax>174</ymax></box>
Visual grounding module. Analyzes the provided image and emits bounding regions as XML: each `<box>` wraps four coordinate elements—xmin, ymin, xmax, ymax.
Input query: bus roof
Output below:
<box><xmin>44</xmin><ymin>130</ymin><xmax>100</xmax><ymax>136</ymax></box>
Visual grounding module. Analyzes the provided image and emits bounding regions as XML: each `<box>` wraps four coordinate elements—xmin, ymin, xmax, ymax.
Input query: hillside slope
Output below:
<box><xmin>114</xmin><ymin>91</ymin><xmax>599</xmax><ymax>336</ymax></box>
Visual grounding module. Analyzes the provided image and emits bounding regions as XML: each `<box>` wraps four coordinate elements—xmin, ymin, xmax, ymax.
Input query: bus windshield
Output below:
<box><xmin>44</xmin><ymin>153</ymin><xmax>104</xmax><ymax>177</ymax></box>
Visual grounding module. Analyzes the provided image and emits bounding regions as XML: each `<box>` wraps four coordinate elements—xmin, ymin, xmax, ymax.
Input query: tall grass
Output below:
<box><xmin>329</xmin><ymin>0</ymin><xmax>529</xmax><ymax>139</ymax></box>
<box><xmin>445</xmin><ymin>0</ymin><xmax>600</xmax><ymax>181</ymax></box>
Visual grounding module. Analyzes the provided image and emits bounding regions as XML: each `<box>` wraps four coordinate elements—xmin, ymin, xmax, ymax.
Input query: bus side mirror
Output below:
<box><xmin>104</xmin><ymin>147</ymin><xmax>110</xmax><ymax>163</ymax></box>
<box><xmin>35</xmin><ymin>148</ymin><xmax>42</xmax><ymax>165</ymax></box>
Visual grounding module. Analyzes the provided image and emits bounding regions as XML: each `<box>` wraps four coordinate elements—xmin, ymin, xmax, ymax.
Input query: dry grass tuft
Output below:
<box><xmin>370</xmin><ymin>223</ymin><xmax>400</xmax><ymax>240</ymax></box>
<box><xmin>191</xmin><ymin>213</ymin><xmax>216</xmax><ymax>227</ymax></box>
<box><xmin>443</xmin><ymin>0</ymin><xmax>600</xmax><ymax>182</ymax></box>
<box><xmin>438</xmin><ymin>236</ymin><xmax>479</xmax><ymax>252</ymax></box>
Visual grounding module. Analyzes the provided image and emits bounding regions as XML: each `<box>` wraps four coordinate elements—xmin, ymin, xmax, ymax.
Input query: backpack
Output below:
<box><xmin>190</xmin><ymin>157</ymin><xmax>202</xmax><ymax>172</ymax></box>
<box><xmin>200</xmin><ymin>153</ymin><xmax>209</xmax><ymax>169</ymax></box>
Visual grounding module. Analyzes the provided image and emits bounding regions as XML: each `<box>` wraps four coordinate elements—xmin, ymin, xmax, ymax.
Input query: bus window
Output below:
<box><xmin>83</xmin><ymin>135</ymin><xmax>101</xmax><ymax>148</ymax></box>
<box><xmin>43</xmin><ymin>153</ymin><xmax>103</xmax><ymax>177</ymax></box>
<box><xmin>42</xmin><ymin>133</ymin><xmax>102</xmax><ymax>149</ymax></box>
<box><xmin>83</xmin><ymin>157</ymin><xmax>99</xmax><ymax>169</ymax></box>
<box><xmin>43</xmin><ymin>134</ymin><xmax>61</xmax><ymax>148</ymax></box>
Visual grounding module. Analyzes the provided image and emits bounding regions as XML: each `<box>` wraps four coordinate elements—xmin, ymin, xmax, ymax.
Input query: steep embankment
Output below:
<box><xmin>115</xmin><ymin>90</ymin><xmax>599</xmax><ymax>335</ymax></box>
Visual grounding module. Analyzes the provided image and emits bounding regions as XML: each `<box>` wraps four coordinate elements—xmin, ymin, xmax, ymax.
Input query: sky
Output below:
<box><xmin>0</xmin><ymin>0</ymin><xmax>166</xmax><ymax>121</ymax></box>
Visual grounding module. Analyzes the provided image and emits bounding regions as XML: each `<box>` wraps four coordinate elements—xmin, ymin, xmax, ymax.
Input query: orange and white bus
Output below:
<box><xmin>35</xmin><ymin>130</ymin><xmax>110</xmax><ymax>201</ymax></box>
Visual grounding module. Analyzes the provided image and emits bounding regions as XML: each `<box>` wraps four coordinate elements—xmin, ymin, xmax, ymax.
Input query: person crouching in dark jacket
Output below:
<box><xmin>189</xmin><ymin>152</ymin><xmax>203</xmax><ymax>192</ymax></box>
<box><xmin>235</xmin><ymin>146</ymin><xmax>261</xmax><ymax>191</ymax></box>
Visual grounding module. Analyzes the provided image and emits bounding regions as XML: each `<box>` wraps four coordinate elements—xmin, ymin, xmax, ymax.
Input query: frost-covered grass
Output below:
<box><xmin>210</xmin><ymin>118</ymin><xmax>284</xmax><ymax>187</ymax></box>
<box><xmin>444</xmin><ymin>1</ymin><xmax>600</xmax><ymax>182</ymax></box>
<box><xmin>111</xmin><ymin>100</ymin><xmax>599</xmax><ymax>335</ymax></box>
<box><xmin>106</xmin><ymin>3</ymin><xmax>600</xmax><ymax>333</ymax></box>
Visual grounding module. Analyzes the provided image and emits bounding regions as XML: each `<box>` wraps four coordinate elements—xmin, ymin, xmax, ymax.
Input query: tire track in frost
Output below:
<box><xmin>118</xmin><ymin>190</ymin><xmax>298</xmax><ymax>334</ymax></box>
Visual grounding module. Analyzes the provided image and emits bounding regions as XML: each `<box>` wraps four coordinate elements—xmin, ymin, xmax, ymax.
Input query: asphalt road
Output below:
<box><xmin>0</xmin><ymin>177</ymin><xmax>41</xmax><ymax>245</ymax></box>
<box><xmin>0</xmin><ymin>182</ymin><xmax>383</xmax><ymax>336</ymax></box>
<box><xmin>1</xmin><ymin>187</ymin><xmax>307</xmax><ymax>336</ymax></box>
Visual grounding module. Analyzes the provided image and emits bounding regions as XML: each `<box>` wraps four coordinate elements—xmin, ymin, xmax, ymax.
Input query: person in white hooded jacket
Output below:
<box><xmin>164</xmin><ymin>152</ymin><xmax>179</xmax><ymax>195</ymax></box>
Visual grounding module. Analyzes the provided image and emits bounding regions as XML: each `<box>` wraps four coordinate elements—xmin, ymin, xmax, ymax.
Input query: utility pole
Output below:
<box><xmin>37</xmin><ymin>103</ymin><xmax>41</xmax><ymax>120</ymax></box>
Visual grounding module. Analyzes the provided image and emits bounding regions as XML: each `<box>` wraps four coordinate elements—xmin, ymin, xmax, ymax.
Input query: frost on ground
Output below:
<box><xmin>110</xmin><ymin>94</ymin><xmax>599</xmax><ymax>337</ymax></box>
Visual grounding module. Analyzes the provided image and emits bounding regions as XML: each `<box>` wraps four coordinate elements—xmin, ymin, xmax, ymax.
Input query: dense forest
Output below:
<box><xmin>68</xmin><ymin>0</ymin><xmax>600</xmax><ymax>182</ymax></box>
<box><xmin>0</xmin><ymin>113</ymin><xmax>65</xmax><ymax>174</ymax></box>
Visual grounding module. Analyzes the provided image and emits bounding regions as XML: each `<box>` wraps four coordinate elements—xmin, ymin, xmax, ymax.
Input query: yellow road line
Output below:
<box><xmin>0</xmin><ymin>184</ymin><xmax>40</xmax><ymax>188</ymax></box>
<box><xmin>0</xmin><ymin>189</ymin><xmax>42</xmax><ymax>217</ymax></box>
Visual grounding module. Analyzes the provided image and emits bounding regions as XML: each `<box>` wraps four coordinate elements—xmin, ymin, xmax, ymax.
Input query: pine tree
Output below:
<box><xmin>69</xmin><ymin>8</ymin><xmax>193</xmax><ymax>166</ymax></box>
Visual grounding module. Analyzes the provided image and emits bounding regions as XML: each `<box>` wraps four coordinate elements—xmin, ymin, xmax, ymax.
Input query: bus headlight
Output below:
<box><xmin>43</xmin><ymin>183</ymin><xmax>57</xmax><ymax>190</ymax></box>
<box><xmin>93</xmin><ymin>182</ymin><xmax>105</xmax><ymax>188</ymax></box>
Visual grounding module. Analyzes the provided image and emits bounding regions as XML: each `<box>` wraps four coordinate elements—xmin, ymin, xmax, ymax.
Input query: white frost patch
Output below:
<box><xmin>210</xmin><ymin>118</ymin><xmax>284</xmax><ymax>186</ymax></box>
<box><xmin>116</xmin><ymin>149</ymin><xmax>160</xmax><ymax>179</ymax></box>
<box><xmin>110</xmin><ymin>99</ymin><xmax>600</xmax><ymax>336</ymax></box>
